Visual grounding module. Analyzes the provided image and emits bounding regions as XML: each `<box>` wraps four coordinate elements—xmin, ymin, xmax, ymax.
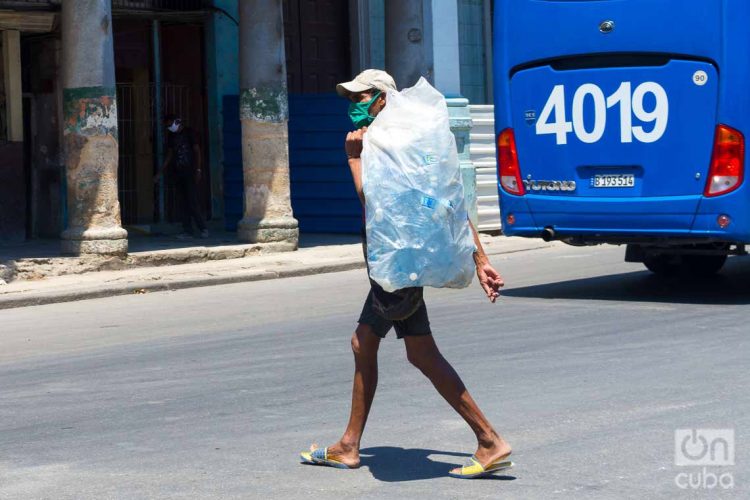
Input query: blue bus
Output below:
<box><xmin>494</xmin><ymin>0</ymin><xmax>749</xmax><ymax>275</ymax></box>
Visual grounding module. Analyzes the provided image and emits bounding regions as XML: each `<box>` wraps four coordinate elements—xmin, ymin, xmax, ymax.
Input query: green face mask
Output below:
<box><xmin>348</xmin><ymin>91</ymin><xmax>381</xmax><ymax>128</ymax></box>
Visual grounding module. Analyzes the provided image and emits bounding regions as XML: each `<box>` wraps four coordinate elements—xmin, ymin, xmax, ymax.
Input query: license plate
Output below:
<box><xmin>592</xmin><ymin>174</ymin><xmax>635</xmax><ymax>188</ymax></box>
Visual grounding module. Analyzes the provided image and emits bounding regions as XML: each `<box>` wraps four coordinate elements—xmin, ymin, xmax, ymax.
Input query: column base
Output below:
<box><xmin>61</xmin><ymin>227</ymin><xmax>128</xmax><ymax>256</ymax></box>
<box><xmin>238</xmin><ymin>216</ymin><xmax>299</xmax><ymax>246</ymax></box>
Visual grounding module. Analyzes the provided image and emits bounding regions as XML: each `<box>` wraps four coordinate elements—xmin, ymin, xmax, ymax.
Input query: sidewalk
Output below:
<box><xmin>0</xmin><ymin>235</ymin><xmax>557</xmax><ymax>310</ymax></box>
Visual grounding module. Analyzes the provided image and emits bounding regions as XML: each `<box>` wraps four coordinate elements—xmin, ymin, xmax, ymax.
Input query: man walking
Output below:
<box><xmin>300</xmin><ymin>70</ymin><xmax>512</xmax><ymax>479</ymax></box>
<box><xmin>154</xmin><ymin>115</ymin><xmax>208</xmax><ymax>239</ymax></box>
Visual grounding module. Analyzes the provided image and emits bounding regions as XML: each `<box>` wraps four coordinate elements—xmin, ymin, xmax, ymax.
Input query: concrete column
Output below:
<box><xmin>384</xmin><ymin>0</ymin><xmax>433</xmax><ymax>88</ymax></box>
<box><xmin>432</xmin><ymin>0</ymin><xmax>478</xmax><ymax>226</ymax></box>
<box><xmin>236</xmin><ymin>0</ymin><xmax>298</xmax><ymax>246</ymax></box>
<box><xmin>430</xmin><ymin>0</ymin><xmax>461</xmax><ymax>97</ymax></box>
<box><xmin>386</xmin><ymin>0</ymin><xmax>478</xmax><ymax>224</ymax></box>
<box><xmin>60</xmin><ymin>0</ymin><xmax>127</xmax><ymax>255</ymax></box>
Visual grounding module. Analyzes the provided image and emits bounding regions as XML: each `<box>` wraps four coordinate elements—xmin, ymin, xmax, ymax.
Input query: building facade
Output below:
<box><xmin>0</xmin><ymin>0</ymin><xmax>496</xmax><ymax>253</ymax></box>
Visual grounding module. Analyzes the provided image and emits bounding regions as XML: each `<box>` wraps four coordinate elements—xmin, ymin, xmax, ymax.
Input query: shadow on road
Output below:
<box><xmin>504</xmin><ymin>257</ymin><xmax>750</xmax><ymax>305</ymax></box>
<box><xmin>359</xmin><ymin>447</ymin><xmax>516</xmax><ymax>482</ymax></box>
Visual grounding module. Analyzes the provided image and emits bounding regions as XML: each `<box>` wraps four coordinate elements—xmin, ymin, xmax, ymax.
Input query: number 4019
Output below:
<box><xmin>536</xmin><ymin>82</ymin><xmax>669</xmax><ymax>145</ymax></box>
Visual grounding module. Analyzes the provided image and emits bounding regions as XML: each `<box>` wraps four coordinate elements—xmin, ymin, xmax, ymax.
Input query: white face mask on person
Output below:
<box><xmin>168</xmin><ymin>120</ymin><xmax>181</xmax><ymax>133</ymax></box>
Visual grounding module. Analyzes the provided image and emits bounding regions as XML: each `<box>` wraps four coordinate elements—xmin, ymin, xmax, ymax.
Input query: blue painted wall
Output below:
<box><xmin>288</xmin><ymin>93</ymin><xmax>362</xmax><ymax>233</ymax></box>
<box><xmin>222</xmin><ymin>93</ymin><xmax>362</xmax><ymax>233</ymax></box>
<box><xmin>206</xmin><ymin>0</ymin><xmax>240</xmax><ymax>224</ymax></box>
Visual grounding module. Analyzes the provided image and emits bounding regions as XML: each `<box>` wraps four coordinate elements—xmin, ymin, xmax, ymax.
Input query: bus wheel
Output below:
<box><xmin>682</xmin><ymin>254</ymin><xmax>727</xmax><ymax>276</ymax></box>
<box><xmin>643</xmin><ymin>255</ymin><xmax>682</xmax><ymax>276</ymax></box>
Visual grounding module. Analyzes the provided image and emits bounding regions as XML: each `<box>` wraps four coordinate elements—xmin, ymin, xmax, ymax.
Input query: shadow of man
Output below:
<box><xmin>359</xmin><ymin>447</ymin><xmax>516</xmax><ymax>482</ymax></box>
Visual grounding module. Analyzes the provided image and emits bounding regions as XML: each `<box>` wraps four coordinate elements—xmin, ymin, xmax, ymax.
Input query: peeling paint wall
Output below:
<box><xmin>63</xmin><ymin>87</ymin><xmax>118</xmax><ymax>137</ymax></box>
<box><xmin>62</xmin><ymin>86</ymin><xmax>123</xmax><ymax>233</ymax></box>
<box><xmin>60</xmin><ymin>0</ymin><xmax>126</xmax><ymax>253</ymax></box>
<box><xmin>236</xmin><ymin>0</ymin><xmax>297</xmax><ymax>245</ymax></box>
<box><xmin>239</xmin><ymin>84</ymin><xmax>289</xmax><ymax>123</ymax></box>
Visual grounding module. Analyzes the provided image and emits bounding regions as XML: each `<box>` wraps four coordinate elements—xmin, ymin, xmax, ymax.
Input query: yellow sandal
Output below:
<box><xmin>448</xmin><ymin>454</ymin><xmax>513</xmax><ymax>479</ymax></box>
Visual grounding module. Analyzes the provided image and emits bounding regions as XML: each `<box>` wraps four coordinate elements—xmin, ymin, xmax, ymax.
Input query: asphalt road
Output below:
<box><xmin>1</xmin><ymin>243</ymin><xmax>749</xmax><ymax>499</ymax></box>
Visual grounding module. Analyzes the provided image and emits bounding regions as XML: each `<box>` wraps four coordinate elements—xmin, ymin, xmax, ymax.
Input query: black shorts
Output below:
<box><xmin>357</xmin><ymin>229</ymin><xmax>432</xmax><ymax>339</ymax></box>
<box><xmin>358</xmin><ymin>289</ymin><xmax>432</xmax><ymax>339</ymax></box>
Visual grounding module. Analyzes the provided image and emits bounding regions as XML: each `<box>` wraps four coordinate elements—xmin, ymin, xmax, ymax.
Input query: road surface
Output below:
<box><xmin>1</xmin><ymin>243</ymin><xmax>748</xmax><ymax>499</ymax></box>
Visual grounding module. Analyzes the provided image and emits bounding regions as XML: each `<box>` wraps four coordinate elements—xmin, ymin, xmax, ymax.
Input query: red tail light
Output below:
<box><xmin>498</xmin><ymin>128</ymin><xmax>525</xmax><ymax>195</ymax></box>
<box><xmin>705</xmin><ymin>124</ymin><xmax>745</xmax><ymax>197</ymax></box>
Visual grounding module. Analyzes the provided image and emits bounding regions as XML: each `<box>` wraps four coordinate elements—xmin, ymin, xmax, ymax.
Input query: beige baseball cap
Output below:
<box><xmin>336</xmin><ymin>69</ymin><xmax>397</xmax><ymax>98</ymax></box>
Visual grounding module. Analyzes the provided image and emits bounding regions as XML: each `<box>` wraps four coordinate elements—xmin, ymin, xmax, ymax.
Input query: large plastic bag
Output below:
<box><xmin>361</xmin><ymin>77</ymin><xmax>475</xmax><ymax>293</ymax></box>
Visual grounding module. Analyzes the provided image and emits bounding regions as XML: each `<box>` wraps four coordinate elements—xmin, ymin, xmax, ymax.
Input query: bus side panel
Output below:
<box><xmin>691</xmin><ymin>0</ymin><xmax>750</xmax><ymax>242</ymax></box>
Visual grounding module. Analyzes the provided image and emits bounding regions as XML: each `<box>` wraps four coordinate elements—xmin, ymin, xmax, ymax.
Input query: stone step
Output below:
<box><xmin>469</xmin><ymin>134</ymin><xmax>495</xmax><ymax>148</ymax></box>
<box><xmin>469</xmin><ymin>105</ymin><xmax>495</xmax><ymax>121</ymax></box>
<box><xmin>470</xmin><ymin>145</ymin><xmax>497</xmax><ymax>155</ymax></box>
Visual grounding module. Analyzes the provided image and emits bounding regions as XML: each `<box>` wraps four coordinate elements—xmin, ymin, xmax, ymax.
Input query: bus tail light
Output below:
<box><xmin>498</xmin><ymin>128</ymin><xmax>525</xmax><ymax>195</ymax></box>
<box><xmin>705</xmin><ymin>124</ymin><xmax>745</xmax><ymax>197</ymax></box>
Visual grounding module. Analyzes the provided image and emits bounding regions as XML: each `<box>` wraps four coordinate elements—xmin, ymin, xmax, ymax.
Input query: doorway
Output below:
<box><xmin>113</xmin><ymin>19</ymin><xmax>210</xmax><ymax>228</ymax></box>
<box><xmin>0</xmin><ymin>29</ymin><xmax>26</xmax><ymax>242</ymax></box>
<box><xmin>283</xmin><ymin>0</ymin><xmax>351</xmax><ymax>93</ymax></box>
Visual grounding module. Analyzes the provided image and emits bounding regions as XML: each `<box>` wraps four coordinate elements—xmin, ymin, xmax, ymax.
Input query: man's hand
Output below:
<box><xmin>476</xmin><ymin>260</ymin><xmax>504</xmax><ymax>303</ymax></box>
<box><xmin>345</xmin><ymin>127</ymin><xmax>367</xmax><ymax>159</ymax></box>
<box><xmin>195</xmin><ymin>169</ymin><xmax>202</xmax><ymax>184</ymax></box>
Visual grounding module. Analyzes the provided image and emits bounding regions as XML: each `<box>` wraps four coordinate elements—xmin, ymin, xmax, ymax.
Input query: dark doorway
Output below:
<box><xmin>283</xmin><ymin>0</ymin><xmax>351</xmax><ymax>93</ymax></box>
<box><xmin>160</xmin><ymin>22</ymin><xmax>211</xmax><ymax>223</ymax></box>
<box><xmin>0</xmin><ymin>31</ymin><xmax>26</xmax><ymax>242</ymax></box>
<box><xmin>114</xmin><ymin>19</ymin><xmax>154</xmax><ymax>226</ymax></box>
<box><xmin>113</xmin><ymin>20</ymin><xmax>210</xmax><ymax>227</ymax></box>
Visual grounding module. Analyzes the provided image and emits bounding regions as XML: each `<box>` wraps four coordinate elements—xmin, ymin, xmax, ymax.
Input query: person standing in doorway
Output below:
<box><xmin>300</xmin><ymin>70</ymin><xmax>512</xmax><ymax>479</ymax></box>
<box><xmin>154</xmin><ymin>115</ymin><xmax>208</xmax><ymax>239</ymax></box>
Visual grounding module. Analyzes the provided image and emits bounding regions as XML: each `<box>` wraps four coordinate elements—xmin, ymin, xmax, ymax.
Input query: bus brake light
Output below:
<box><xmin>498</xmin><ymin>128</ymin><xmax>525</xmax><ymax>195</ymax></box>
<box><xmin>705</xmin><ymin>124</ymin><xmax>745</xmax><ymax>197</ymax></box>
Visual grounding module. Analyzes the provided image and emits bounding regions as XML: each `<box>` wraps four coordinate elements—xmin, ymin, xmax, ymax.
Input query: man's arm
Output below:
<box><xmin>345</xmin><ymin>127</ymin><xmax>367</xmax><ymax>206</ymax></box>
<box><xmin>348</xmin><ymin>157</ymin><xmax>364</xmax><ymax>206</ymax></box>
<box><xmin>153</xmin><ymin>149</ymin><xmax>174</xmax><ymax>183</ymax></box>
<box><xmin>469</xmin><ymin>220</ymin><xmax>504</xmax><ymax>303</ymax></box>
<box><xmin>193</xmin><ymin>142</ymin><xmax>202</xmax><ymax>183</ymax></box>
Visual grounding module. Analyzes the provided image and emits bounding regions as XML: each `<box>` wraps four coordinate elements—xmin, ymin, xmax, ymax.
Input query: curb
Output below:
<box><xmin>0</xmin><ymin>259</ymin><xmax>365</xmax><ymax>310</ymax></box>
<box><xmin>0</xmin><ymin>242</ymin><xmax>555</xmax><ymax>310</ymax></box>
<box><xmin>5</xmin><ymin>241</ymin><xmax>297</xmax><ymax>282</ymax></box>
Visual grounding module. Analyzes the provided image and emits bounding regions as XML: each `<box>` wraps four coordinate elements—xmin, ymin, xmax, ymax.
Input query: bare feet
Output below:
<box><xmin>310</xmin><ymin>441</ymin><xmax>361</xmax><ymax>468</ymax></box>
<box><xmin>450</xmin><ymin>433</ymin><xmax>512</xmax><ymax>475</ymax></box>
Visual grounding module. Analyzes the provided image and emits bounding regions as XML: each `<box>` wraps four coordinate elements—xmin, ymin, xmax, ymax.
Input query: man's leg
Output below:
<box><xmin>403</xmin><ymin>334</ymin><xmax>511</xmax><ymax>468</ymax></box>
<box><xmin>317</xmin><ymin>323</ymin><xmax>381</xmax><ymax>467</ymax></box>
<box><xmin>176</xmin><ymin>174</ymin><xmax>193</xmax><ymax>234</ymax></box>
<box><xmin>184</xmin><ymin>173</ymin><xmax>206</xmax><ymax>232</ymax></box>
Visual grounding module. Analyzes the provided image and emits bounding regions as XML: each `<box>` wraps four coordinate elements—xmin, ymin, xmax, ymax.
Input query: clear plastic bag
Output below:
<box><xmin>362</xmin><ymin>78</ymin><xmax>475</xmax><ymax>292</ymax></box>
